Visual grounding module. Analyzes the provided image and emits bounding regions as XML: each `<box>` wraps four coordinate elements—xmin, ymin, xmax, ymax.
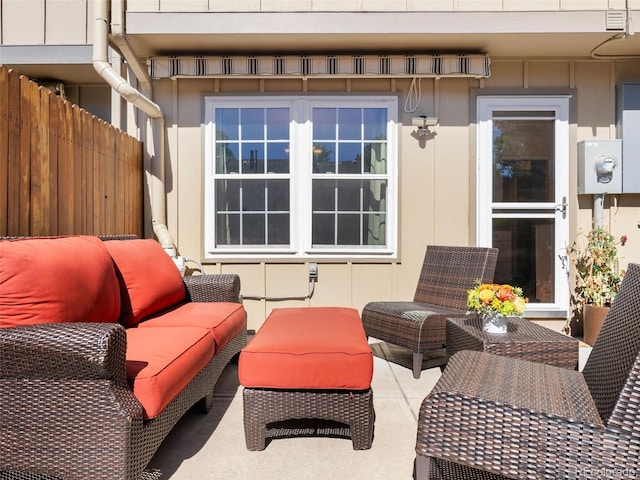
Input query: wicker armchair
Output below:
<box><xmin>361</xmin><ymin>245</ymin><xmax>498</xmax><ymax>378</ymax></box>
<box><xmin>415</xmin><ymin>262</ymin><xmax>640</xmax><ymax>480</ymax></box>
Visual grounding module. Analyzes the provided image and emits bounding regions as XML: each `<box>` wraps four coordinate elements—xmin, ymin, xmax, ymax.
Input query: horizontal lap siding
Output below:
<box><xmin>0</xmin><ymin>66</ymin><xmax>143</xmax><ymax>238</ymax></box>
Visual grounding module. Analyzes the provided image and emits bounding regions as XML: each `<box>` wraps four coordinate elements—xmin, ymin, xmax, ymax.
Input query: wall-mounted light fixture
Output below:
<box><xmin>411</xmin><ymin>115</ymin><xmax>439</xmax><ymax>136</ymax></box>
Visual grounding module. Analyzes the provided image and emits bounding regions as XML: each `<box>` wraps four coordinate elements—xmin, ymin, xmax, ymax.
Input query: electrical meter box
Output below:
<box><xmin>578</xmin><ymin>140</ymin><xmax>623</xmax><ymax>194</ymax></box>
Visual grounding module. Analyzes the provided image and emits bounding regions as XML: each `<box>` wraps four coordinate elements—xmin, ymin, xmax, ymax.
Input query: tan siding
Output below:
<box><xmin>433</xmin><ymin>79</ymin><xmax>473</xmax><ymax>245</ymax></box>
<box><xmin>2</xmin><ymin>0</ymin><xmax>45</xmax><ymax>44</ymax></box>
<box><xmin>121</xmin><ymin>0</ymin><xmax>637</xmax><ymax>11</ymax></box>
<box><xmin>574</xmin><ymin>60</ymin><xmax>614</xmax><ymax>141</ymax></box>
<box><xmin>157</xmin><ymin>59</ymin><xmax>640</xmax><ymax>330</ymax></box>
<box><xmin>503</xmin><ymin>0</ymin><xmax>560</xmax><ymax>9</ymax></box>
<box><xmin>128</xmin><ymin>0</ymin><xmax>160</xmax><ymax>11</ymax></box>
<box><xmin>45</xmin><ymin>0</ymin><xmax>86</xmax><ymax>44</ymax></box>
<box><xmin>528</xmin><ymin>61</ymin><xmax>572</xmax><ymax>88</ymax></box>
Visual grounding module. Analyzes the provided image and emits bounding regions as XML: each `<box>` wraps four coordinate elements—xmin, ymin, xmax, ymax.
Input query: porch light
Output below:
<box><xmin>411</xmin><ymin>115</ymin><xmax>439</xmax><ymax>136</ymax></box>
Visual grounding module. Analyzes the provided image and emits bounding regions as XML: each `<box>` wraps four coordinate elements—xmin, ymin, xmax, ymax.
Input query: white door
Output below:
<box><xmin>477</xmin><ymin>96</ymin><xmax>570</xmax><ymax>317</ymax></box>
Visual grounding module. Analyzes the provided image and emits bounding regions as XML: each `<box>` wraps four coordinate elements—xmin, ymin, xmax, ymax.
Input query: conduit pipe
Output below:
<box><xmin>93</xmin><ymin>0</ymin><xmax>175</xmax><ymax>251</ymax></box>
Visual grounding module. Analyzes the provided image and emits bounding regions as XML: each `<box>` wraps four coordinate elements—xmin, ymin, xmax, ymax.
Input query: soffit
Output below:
<box><xmin>123</xmin><ymin>10</ymin><xmax>640</xmax><ymax>59</ymax></box>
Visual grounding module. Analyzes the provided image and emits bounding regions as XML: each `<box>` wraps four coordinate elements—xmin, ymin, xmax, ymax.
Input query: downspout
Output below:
<box><xmin>92</xmin><ymin>0</ymin><xmax>175</xmax><ymax>251</ymax></box>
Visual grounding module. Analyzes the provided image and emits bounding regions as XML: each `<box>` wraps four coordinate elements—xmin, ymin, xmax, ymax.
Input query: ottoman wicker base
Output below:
<box><xmin>239</xmin><ymin>307</ymin><xmax>375</xmax><ymax>451</ymax></box>
<box><xmin>243</xmin><ymin>387</ymin><xmax>374</xmax><ymax>450</ymax></box>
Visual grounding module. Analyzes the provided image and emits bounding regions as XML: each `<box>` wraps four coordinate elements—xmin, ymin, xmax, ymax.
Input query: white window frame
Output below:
<box><xmin>476</xmin><ymin>95</ymin><xmax>571</xmax><ymax>317</ymax></box>
<box><xmin>203</xmin><ymin>95</ymin><xmax>398</xmax><ymax>260</ymax></box>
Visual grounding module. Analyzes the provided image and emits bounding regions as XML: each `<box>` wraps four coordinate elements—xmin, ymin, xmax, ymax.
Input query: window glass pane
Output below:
<box><xmin>312</xmin><ymin>214</ymin><xmax>335</xmax><ymax>245</ymax></box>
<box><xmin>312</xmin><ymin>179</ymin><xmax>387</xmax><ymax>247</ymax></box>
<box><xmin>493</xmin><ymin>218</ymin><xmax>555</xmax><ymax>303</ymax></box>
<box><xmin>242</xmin><ymin>143</ymin><xmax>263</xmax><ymax>174</ymax></box>
<box><xmin>338</xmin><ymin>143</ymin><xmax>361</xmax><ymax>174</ymax></box>
<box><xmin>267</xmin><ymin>108</ymin><xmax>289</xmax><ymax>140</ymax></box>
<box><xmin>364</xmin><ymin>213</ymin><xmax>386</xmax><ymax>245</ymax></box>
<box><xmin>216</xmin><ymin>143</ymin><xmax>239</xmax><ymax>174</ymax></box>
<box><xmin>266</xmin><ymin>143</ymin><xmax>289</xmax><ymax>173</ymax></box>
<box><xmin>364</xmin><ymin>108</ymin><xmax>387</xmax><ymax>140</ymax></box>
<box><xmin>364</xmin><ymin>143</ymin><xmax>387</xmax><ymax>174</ymax></box>
<box><xmin>241</xmin><ymin>108</ymin><xmax>264</xmax><ymax>140</ymax></box>
<box><xmin>242</xmin><ymin>180</ymin><xmax>265</xmax><ymax>211</ymax></box>
<box><xmin>338</xmin><ymin>108</ymin><xmax>361</xmax><ymax>140</ymax></box>
<box><xmin>216</xmin><ymin>213</ymin><xmax>239</xmax><ymax>245</ymax></box>
<box><xmin>337</xmin><ymin>180</ymin><xmax>360</xmax><ymax>211</ymax></box>
<box><xmin>313</xmin><ymin>108</ymin><xmax>336</xmax><ymax>139</ymax></box>
<box><xmin>267</xmin><ymin>179</ymin><xmax>290</xmax><ymax>211</ymax></box>
<box><xmin>312</xmin><ymin>142</ymin><xmax>336</xmax><ymax>173</ymax></box>
<box><xmin>338</xmin><ymin>213</ymin><xmax>360</xmax><ymax>244</ymax></box>
<box><xmin>216</xmin><ymin>108</ymin><xmax>239</xmax><ymax>141</ymax></box>
<box><xmin>216</xmin><ymin>179</ymin><xmax>240</xmax><ymax>210</ymax></box>
<box><xmin>493</xmin><ymin>120</ymin><xmax>555</xmax><ymax>203</ymax></box>
<box><xmin>312</xmin><ymin>179</ymin><xmax>335</xmax><ymax>211</ymax></box>
<box><xmin>243</xmin><ymin>214</ymin><xmax>265</xmax><ymax>244</ymax></box>
<box><xmin>268</xmin><ymin>214</ymin><xmax>289</xmax><ymax>244</ymax></box>
<box><xmin>363</xmin><ymin>179</ymin><xmax>387</xmax><ymax>214</ymax></box>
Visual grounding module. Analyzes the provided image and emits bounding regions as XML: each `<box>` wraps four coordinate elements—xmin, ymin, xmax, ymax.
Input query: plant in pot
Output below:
<box><xmin>566</xmin><ymin>226</ymin><xmax>627</xmax><ymax>346</ymax></box>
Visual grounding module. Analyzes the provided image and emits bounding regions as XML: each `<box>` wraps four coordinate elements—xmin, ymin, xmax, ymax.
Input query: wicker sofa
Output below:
<box><xmin>0</xmin><ymin>235</ymin><xmax>247</xmax><ymax>480</ymax></box>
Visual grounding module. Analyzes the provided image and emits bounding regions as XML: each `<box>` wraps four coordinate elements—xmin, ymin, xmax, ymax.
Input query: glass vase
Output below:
<box><xmin>482</xmin><ymin>312</ymin><xmax>508</xmax><ymax>334</ymax></box>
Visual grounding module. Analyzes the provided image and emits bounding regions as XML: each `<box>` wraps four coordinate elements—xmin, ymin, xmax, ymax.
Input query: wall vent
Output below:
<box><xmin>150</xmin><ymin>53</ymin><xmax>490</xmax><ymax>79</ymax></box>
<box><xmin>606</xmin><ymin>10</ymin><xmax>626</xmax><ymax>31</ymax></box>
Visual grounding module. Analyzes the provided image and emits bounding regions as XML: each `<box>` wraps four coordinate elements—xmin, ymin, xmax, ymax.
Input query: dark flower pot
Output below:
<box><xmin>583</xmin><ymin>304</ymin><xmax>609</xmax><ymax>346</ymax></box>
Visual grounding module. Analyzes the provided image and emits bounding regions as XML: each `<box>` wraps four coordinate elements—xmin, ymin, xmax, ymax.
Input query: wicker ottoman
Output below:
<box><xmin>238</xmin><ymin>307</ymin><xmax>374</xmax><ymax>450</ymax></box>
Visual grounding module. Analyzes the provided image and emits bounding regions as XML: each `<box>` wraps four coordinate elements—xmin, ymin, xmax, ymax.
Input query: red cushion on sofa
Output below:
<box><xmin>125</xmin><ymin>326</ymin><xmax>215</xmax><ymax>419</ymax></box>
<box><xmin>104</xmin><ymin>239</ymin><xmax>185</xmax><ymax>327</ymax></box>
<box><xmin>0</xmin><ymin>236</ymin><xmax>121</xmax><ymax>327</ymax></box>
<box><xmin>139</xmin><ymin>302</ymin><xmax>246</xmax><ymax>352</ymax></box>
<box><xmin>238</xmin><ymin>307</ymin><xmax>373</xmax><ymax>390</ymax></box>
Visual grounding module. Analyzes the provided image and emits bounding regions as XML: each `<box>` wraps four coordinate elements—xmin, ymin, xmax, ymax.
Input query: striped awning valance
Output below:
<box><xmin>150</xmin><ymin>53</ymin><xmax>490</xmax><ymax>79</ymax></box>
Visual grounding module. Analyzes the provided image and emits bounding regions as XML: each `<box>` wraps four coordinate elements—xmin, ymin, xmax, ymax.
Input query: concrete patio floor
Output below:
<box><xmin>146</xmin><ymin>340</ymin><xmax>445</xmax><ymax>480</ymax></box>
<box><xmin>146</xmin><ymin>336</ymin><xmax>592</xmax><ymax>480</ymax></box>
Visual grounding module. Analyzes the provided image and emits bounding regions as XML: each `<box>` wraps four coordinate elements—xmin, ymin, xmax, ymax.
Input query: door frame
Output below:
<box><xmin>476</xmin><ymin>94</ymin><xmax>571</xmax><ymax>317</ymax></box>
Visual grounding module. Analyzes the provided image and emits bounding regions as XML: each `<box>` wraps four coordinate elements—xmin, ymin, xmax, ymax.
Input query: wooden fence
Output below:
<box><xmin>0</xmin><ymin>66</ymin><xmax>143</xmax><ymax>238</ymax></box>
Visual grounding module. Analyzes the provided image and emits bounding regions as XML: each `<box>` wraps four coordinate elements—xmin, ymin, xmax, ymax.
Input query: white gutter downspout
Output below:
<box><xmin>93</xmin><ymin>0</ymin><xmax>175</xmax><ymax>251</ymax></box>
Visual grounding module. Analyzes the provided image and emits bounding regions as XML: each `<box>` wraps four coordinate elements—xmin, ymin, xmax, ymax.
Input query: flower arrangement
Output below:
<box><xmin>467</xmin><ymin>282</ymin><xmax>527</xmax><ymax>317</ymax></box>
<box><xmin>566</xmin><ymin>226</ymin><xmax>627</xmax><ymax>308</ymax></box>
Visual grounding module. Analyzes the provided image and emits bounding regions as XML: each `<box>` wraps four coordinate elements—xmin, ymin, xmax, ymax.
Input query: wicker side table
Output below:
<box><xmin>446</xmin><ymin>316</ymin><xmax>579</xmax><ymax>369</ymax></box>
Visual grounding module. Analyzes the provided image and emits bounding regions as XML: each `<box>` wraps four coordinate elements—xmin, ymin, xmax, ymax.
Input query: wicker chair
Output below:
<box><xmin>361</xmin><ymin>245</ymin><xmax>498</xmax><ymax>378</ymax></box>
<box><xmin>415</xmin><ymin>262</ymin><xmax>640</xmax><ymax>480</ymax></box>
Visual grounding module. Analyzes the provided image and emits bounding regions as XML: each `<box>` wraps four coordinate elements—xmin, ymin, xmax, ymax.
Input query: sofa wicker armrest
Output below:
<box><xmin>416</xmin><ymin>350</ymin><xmax>604</xmax><ymax>479</ymax></box>
<box><xmin>183</xmin><ymin>273</ymin><xmax>241</xmax><ymax>303</ymax></box>
<box><xmin>0</xmin><ymin>322</ymin><xmax>128</xmax><ymax>384</ymax></box>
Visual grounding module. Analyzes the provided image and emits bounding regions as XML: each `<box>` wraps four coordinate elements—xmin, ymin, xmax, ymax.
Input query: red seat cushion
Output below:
<box><xmin>125</xmin><ymin>327</ymin><xmax>214</xmax><ymax>419</ymax></box>
<box><xmin>238</xmin><ymin>307</ymin><xmax>373</xmax><ymax>390</ymax></box>
<box><xmin>139</xmin><ymin>302</ymin><xmax>246</xmax><ymax>352</ymax></box>
<box><xmin>104</xmin><ymin>239</ymin><xmax>185</xmax><ymax>327</ymax></box>
<box><xmin>0</xmin><ymin>236</ymin><xmax>120</xmax><ymax>327</ymax></box>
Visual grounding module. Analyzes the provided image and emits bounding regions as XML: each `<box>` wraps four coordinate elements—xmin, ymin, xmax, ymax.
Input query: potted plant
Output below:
<box><xmin>467</xmin><ymin>282</ymin><xmax>527</xmax><ymax>334</ymax></box>
<box><xmin>566</xmin><ymin>226</ymin><xmax>627</xmax><ymax>346</ymax></box>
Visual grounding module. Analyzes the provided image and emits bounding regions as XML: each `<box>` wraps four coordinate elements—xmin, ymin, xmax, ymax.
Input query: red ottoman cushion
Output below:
<box><xmin>238</xmin><ymin>307</ymin><xmax>373</xmax><ymax>390</ymax></box>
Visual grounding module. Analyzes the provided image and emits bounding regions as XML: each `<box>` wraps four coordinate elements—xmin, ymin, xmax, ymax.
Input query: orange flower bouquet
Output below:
<box><xmin>467</xmin><ymin>282</ymin><xmax>527</xmax><ymax>333</ymax></box>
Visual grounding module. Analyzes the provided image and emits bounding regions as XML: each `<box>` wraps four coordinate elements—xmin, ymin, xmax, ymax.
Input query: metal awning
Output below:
<box><xmin>150</xmin><ymin>53</ymin><xmax>490</xmax><ymax>79</ymax></box>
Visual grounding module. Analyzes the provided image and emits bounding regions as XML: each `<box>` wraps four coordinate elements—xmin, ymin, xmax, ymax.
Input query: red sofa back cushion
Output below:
<box><xmin>0</xmin><ymin>236</ymin><xmax>121</xmax><ymax>327</ymax></box>
<box><xmin>104</xmin><ymin>239</ymin><xmax>185</xmax><ymax>327</ymax></box>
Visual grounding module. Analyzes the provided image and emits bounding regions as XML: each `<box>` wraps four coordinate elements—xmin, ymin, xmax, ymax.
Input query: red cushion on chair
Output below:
<box><xmin>139</xmin><ymin>302</ymin><xmax>246</xmax><ymax>352</ymax></box>
<box><xmin>104</xmin><ymin>239</ymin><xmax>185</xmax><ymax>327</ymax></box>
<box><xmin>0</xmin><ymin>236</ymin><xmax>120</xmax><ymax>326</ymax></box>
<box><xmin>238</xmin><ymin>307</ymin><xmax>373</xmax><ymax>390</ymax></box>
<box><xmin>125</xmin><ymin>326</ymin><xmax>214</xmax><ymax>419</ymax></box>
